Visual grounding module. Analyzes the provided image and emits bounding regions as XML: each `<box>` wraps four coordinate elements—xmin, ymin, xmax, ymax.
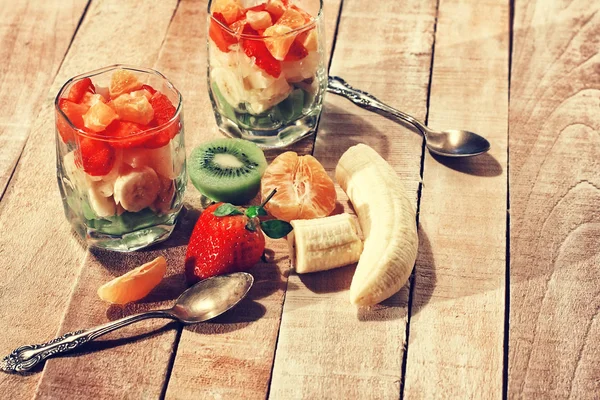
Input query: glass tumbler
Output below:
<box><xmin>207</xmin><ymin>0</ymin><xmax>326</xmax><ymax>148</ymax></box>
<box><xmin>55</xmin><ymin>65</ymin><xmax>187</xmax><ymax>252</ymax></box>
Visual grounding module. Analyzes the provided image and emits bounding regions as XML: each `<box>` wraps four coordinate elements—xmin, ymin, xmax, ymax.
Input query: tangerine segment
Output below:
<box><xmin>97</xmin><ymin>256</ymin><xmax>167</xmax><ymax>304</ymax></box>
<box><xmin>261</xmin><ymin>152</ymin><xmax>336</xmax><ymax>222</ymax></box>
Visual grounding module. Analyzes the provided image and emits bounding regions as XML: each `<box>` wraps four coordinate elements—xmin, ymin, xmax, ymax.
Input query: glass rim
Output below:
<box><xmin>55</xmin><ymin>64</ymin><xmax>183</xmax><ymax>142</ymax></box>
<box><xmin>207</xmin><ymin>0</ymin><xmax>323</xmax><ymax>39</ymax></box>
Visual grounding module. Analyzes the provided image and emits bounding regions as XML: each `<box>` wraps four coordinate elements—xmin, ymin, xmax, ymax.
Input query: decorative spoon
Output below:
<box><xmin>327</xmin><ymin>76</ymin><xmax>491</xmax><ymax>157</ymax></box>
<box><xmin>1</xmin><ymin>272</ymin><xmax>254</xmax><ymax>373</ymax></box>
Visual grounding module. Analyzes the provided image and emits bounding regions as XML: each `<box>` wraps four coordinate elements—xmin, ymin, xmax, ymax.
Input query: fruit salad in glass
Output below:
<box><xmin>55</xmin><ymin>65</ymin><xmax>186</xmax><ymax>251</ymax></box>
<box><xmin>207</xmin><ymin>0</ymin><xmax>326</xmax><ymax>148</ymax></box>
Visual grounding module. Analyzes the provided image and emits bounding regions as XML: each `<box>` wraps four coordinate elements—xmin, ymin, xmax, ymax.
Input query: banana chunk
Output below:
<box><xmin>113</xmin><ymin>166</ymin><xmax>160</xmax><ymax>212</ymax></box>
<box><xmin>288</xmin><ymin>213</ymin><xmax>363</xmax><ymax>274</ymax></box>
<box><xmin>335</xmin><ymin>144</ymin><xmax>418</xmax><ymax>306</ymax></box>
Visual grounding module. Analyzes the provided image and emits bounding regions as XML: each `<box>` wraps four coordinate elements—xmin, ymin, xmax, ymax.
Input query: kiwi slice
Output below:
<box><xmin>189</xmin><ymin>138</ymin><xmax>267</xmax><ymax>205</ymax></box>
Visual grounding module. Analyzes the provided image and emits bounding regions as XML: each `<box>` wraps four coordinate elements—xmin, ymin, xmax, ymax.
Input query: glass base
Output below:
<box><xmin>216</xmin><ymin>112</ymin><xmax>319</xmax><ymax>149</ymax></box>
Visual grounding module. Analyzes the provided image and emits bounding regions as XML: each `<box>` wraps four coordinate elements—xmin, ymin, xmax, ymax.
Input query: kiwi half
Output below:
<box><xmin>189</xmin><ymin>138</ymin><xmax>267</xmax><ymax>205</ymax></box>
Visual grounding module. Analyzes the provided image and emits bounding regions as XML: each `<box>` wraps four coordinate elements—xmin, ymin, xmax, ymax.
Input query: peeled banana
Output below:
<box><xmin>113</xmin><ymin>166</ymin><xmax>160</xmax><ymax>212</ymax></box>
<box><xmin>287</xmin><ymin>213</ymin><xmax>363</xmax><ymax>274</ymax></box>
<box><xmin>335</xmin><ymin>144</ymin><xmax>418</xmax><ymax>306</ymax></box>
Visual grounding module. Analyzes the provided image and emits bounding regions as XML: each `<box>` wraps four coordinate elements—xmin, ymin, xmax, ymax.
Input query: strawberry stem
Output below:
<box><xmin>260</xmin><ymin>189</ymin><xmax>277</xmax><ymax>208</ymax></box>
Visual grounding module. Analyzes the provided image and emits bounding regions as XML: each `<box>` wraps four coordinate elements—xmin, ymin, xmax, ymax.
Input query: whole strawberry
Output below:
<box><xmin>185</xmin><ymin>191</ymin><xmax>292</xmax><ymax>283</ymax></box>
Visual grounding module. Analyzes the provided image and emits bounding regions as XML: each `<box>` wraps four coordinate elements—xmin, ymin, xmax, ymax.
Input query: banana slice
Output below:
<box><xmin>122</xmin><ymin>145</ymin><xmax>176</xmax><ymax>180</ymax></box>
<box><xmin>288</xmin><ymin>213</ymin><xmax>363</xmax><ymax>274</ymax></box>
<box><xmin>113</xmin><ymin>166</ymin><xmax>160</xmax><ymax>212</ymax></box>
<box><xmin>151</xmin><ymin>176</ymin><xmax>176</xmax><ymax>214</ymax></box>
<box><xmin>211</xmin><ymin>67</ymin><xmax>246</xmax><ymax>109</ymax></box>
<box><xmin>87</xmin><ymin>187</ymin><xmax>116</xmax><ymax>218</ymax></box>
<box><xmin>335</xmin><ymin>144</ymin><xmax>418</xmax><ymax>306</ymax></box>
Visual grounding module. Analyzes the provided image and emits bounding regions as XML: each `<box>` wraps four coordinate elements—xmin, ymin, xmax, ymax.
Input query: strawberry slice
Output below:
<box><xmin>56</xmin><ymin>99</ymin><xmax>89</xmax><ymax>144</ymax></box>
<box><xmin>209</xmin><ymin>12</ymin><xmax>238</xmax><ymax>52</ymax></box>
<box><xmin>104</xmin><ymin>120</ymin><xmax>150</xmax><ymax>149</ymax></box>
<box><xmin>145</xmin><ymin>92</ymin><xmax>180</xmax><ymax>148</ymax></box>
<box><xmin>67</xmin><ymin>78</ymin><xmax>95</xmax><ymax>103</ymax></box>
<box><xmin>76</xmin><ymin>137</ymin><xmax>115</xmax><ymax>176</ymax></box>
<box><xmin>241</xmin><ymin>25</ymin><xmax>281</xmax><ymax>78</ymax></box>
<box><xmin>141</xmin><ymin>84</ymin><xmax>157</xmax><ymax>95</ymax></box>
<box><xmin>284</xmin><ymin>40</ymin><xmax>308</xmax><ymax>61</ymax></box>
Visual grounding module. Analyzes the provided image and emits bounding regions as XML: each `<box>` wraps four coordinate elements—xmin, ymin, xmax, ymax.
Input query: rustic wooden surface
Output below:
<box><xmin>0</xmin><ymin>0</ymin><xmax>598</xmax><ymax>398</ymax></box>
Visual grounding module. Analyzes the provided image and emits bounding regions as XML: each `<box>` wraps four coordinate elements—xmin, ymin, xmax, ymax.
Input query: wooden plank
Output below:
<box><xmin>508</xmin><ymin>0</ymin><xmax>600</xmax><ymax>398</ymax></box>
<box><xmin>402</xmin><ymin>0</ymin><xmax>508</xmax><ymax>397</ymax></box>
<box><xmin>162</xmin><ymin>1</ymin><xmax>343</xmax><ymax>398</ymax></box>
<box><xmin>2</xmin><ymin>0</ymin><xmax>182</xmax><ymax>398</ymax></box>
<box><xmin>0</xmin><ymin>0</ymin><xmax>89</xmax><ymax>199</ymax></box>
<box><xmin>268</xmin><ymin>0</ymin><xmax>438</xmax><ymax>397</ymax></box>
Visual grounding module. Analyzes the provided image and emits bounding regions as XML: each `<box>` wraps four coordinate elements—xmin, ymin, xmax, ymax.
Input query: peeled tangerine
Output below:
<box><xmin>261</xmin><ymin>151</ymin><xmax>336</xmax><ymax>222</ymax></box>
<box><xmin>335</xmin><ymin>144</ymin><xmax>418</xmax><ymax>306</ymax></box>
<box><xmin>97</xmin><ymin>256</ymin><xmax>167</xmax><ymax>304</ymax></box>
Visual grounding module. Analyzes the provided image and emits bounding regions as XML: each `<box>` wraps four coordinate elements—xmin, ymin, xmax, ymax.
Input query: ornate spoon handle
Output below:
<box><xmin>1</xmin><ymin>310</ymin><xmax>174</xmax><ymax>373</ymax></box>
<box><xmin>326</xmin><ymin>76</ymin><xmax>429</xmax><ymax>136</ymax></box>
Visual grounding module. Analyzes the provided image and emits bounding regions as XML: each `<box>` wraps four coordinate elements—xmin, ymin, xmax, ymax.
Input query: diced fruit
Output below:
<box><xmin>113</xmin><ymin>166</ymin><xmax>160</xmax><ymax>212</ymax></box>
<box><xmin>188</xmin><ymin>138</ymin><xmax>267</xmax><ymax>205</ymax></box>
<box><xmin>82</xmin><ymin>93</ymin><xmax>108</xmax><ymax>107</ymax></box>
<box><xmin>104</xmin><ymin>120</ymin><xmax>150</xmax><ymax>148</ymax></box>
<box><xmin>211</xmin><ymin>0</ymin><xmax>244</xmax><ymax>24</ymax></box>
<box><xmin>277</xmin><ymin>8</ymin><xmax>305</xmax><ymax>29</ymax></box>
<box><xmin>261</xmin><ymin>151</ymin><xmax>336</xmax><ymax>221</ymax></box>
<box><xmin>68</xmin><ymin>77</ymin><xmax>95</xmax><ymax>103</ymax></box>
<box><xmin>297</xmin><ymin>29</ymin><xmax>318</xmax><ymax>52</ymax></box>
<box><xmin>141</xmin><ymin>84</ymin><xmax>157</xmax><ymax>95</ymax></box>
<box><xmin>57</xmin><ymin>99</ymin><xmax>89</xmax><ymax>143</ymax></box>
<box><xmin>246</xmin><ymin>10</ymin><xmax>272</xmax><ymax>30</ymax></box>
<box><xmin>145</xmin><ymin>92</ymin><xmax>179</xmax><ymax>148</ymax></box>
<box><xmin>265</xmin><ymin>0</ymin><xmax>286</xmax><ymax>21</ymax></box>
<box><xmin>152</xmin><ymin>176</ymin><xmax>175</xmax><ymax>214</ymax></box>
<box><xmin>229</xmin><ymin>18</ymin><xmax>247</xmax><ymax>34</ymax></box>
<box><xmin>209</xmin><ymin>12</ymin><xmax>238</xmax><ymax>52</ymax></box>
<box><xmin>77</xmin><ymin>137</ymin><xmax>116</xmax><ymax>176</ymax></box>
<box><xmin>284</xmin><ymin>40</ymin><xmax>308</xmax><ymax>61</ymax></box>
<box><xmin>88</xmin><ymin>187</ymin><xmax>116</xmax><ymax>218</ymax></box>
<box><xmin>97</xmin><ymin>256</ymin><xmax>167</xmax><ymax>304</ymax></box>
<box><xmin>109</xmin><ymin>69</ymin><xmax>143</xmax><ymax>98</ymax></box>
<box><xmin>290</xmin><ymin>4</ymin><xmax>313</xmax><ymax>23</ymax></box>
<box><xmin>82</xmin><ymin>101</ymin><xmax>119</xmax><ymax>132</ymax></box>
<box><xmin>112</xmin><ymin>92</ymin><xmax>155</xmax><ymax>124</ymax></box>
<box><xmin>123</xmin><ymin>143</ymin><xmax>177</xmax><ymax>179</ymax></box>
<box><xmin>263</xmin><ymin>24</ymin><xmax>295</xmax><ymax>61</ymax></box>
<box><xmin>241</xmin><ymin>25</ymin><xmax>281</xmax><ymax>77</ymax></box>
<box><xmin>282</xmin><ymin>51</ymin><xmax>319</xmax><ymax>82</ymax></box>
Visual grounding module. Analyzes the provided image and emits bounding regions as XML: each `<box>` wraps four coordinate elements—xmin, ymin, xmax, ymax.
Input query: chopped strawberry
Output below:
<box><xmin>284</xmin><ymin>40</ymin><xmax>308</xmax><ymax>61</ymax></box>
<box><xmin>104</xmin><ymin>120</ymin><xmax>150</xmax><ymax>149</ymax></box>
<box><xmin>145</xmin><ymin>92</ymin><xmax>180</xmax><ymax>148</ymax></box>
<box><xmin>67</xmin><ymin>78</ymin><xmax>95</xmax><ymax>103</ymax></box>
<box><xmin>209</xmin><ymin>12</ymin><xmax>238</xmax><ymax>52</ymax></box>
<box><xmin>241</xmin><ymin>25</ymin><xmax>281</xmax><ymax>78</ymax></box>
<box><xmin>76</xmin><ymin>137</ymin><xmax>115</xmax><ymax>176</ymax></box>
<box><xmin>56</xmin><ymin>99</ymin><xmax>89</xmax><ymax>143</ymax></box>
<box><xmin>141</xmin><ymin>84</ymin><xmax>157</xmax><ymax>95</ymax></box>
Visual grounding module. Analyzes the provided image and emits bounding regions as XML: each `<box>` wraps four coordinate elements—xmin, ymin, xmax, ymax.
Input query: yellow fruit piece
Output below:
<box><xmin>83</xmin><ymin>101</ymin><xmax>118</xmax><ymax>132</ymax></box>
<box><xmin>109</xmin><ymin>69</ymin><xmax>143</xmax><ymax>99</ymax></box>
<box><xmin>265</xmin><ymin>0</ymin><xmax>286</xmax><ymax>20</ymax></box>
<box><xmin>246</xmin><ymin>10</ymin><xmax>272</xmax><ymax>30</ymax></box>
<box><xmin>212</xmin><ymin>0</ymin><xmax>244</xmax><ymax>24</ymax></box>
<box><xmin>277</xmin><ymin>8</ymin><xmax>305</xmax><ymax>29</ymax></box>
<box><xmin>264</xmin><ymin>24</ymin><xmax>295</xmax><ymax>61</ymax></box>
<box><xmin>112</xmin><ymin>92</ymin><xmax>155</xmax><ymax>124</ymax></box>
<box><xmin>97</xmin><ymin>256</ymin><xmax>167</xmax><ymax>305</ymax></box>
<box><xmin>301</xmin><ymin>29</ymin><xmax>318</xmax><ymax>52</ymax></box>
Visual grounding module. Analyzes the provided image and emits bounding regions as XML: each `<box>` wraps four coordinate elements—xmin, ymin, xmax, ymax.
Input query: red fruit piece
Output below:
<box><xmin>67</xmin><ymin>78</ymin><xmax>95</xmax><ymax>103</ymax></box>
<box><xmin>283</xmin><ymin>40</ymin><xmax>308</xmax><ymax>61</ymax></box>
<box><xmin>56</xmin><ymin>99</ymin><xmax>89</xmax><ymax>143</ymax></box>
<box><xmin>185</xmin><ymin>203</ymin><xmax>265</xmax><ymax>283</ymax></box>
<box><xmin>209</xmin><ymin>12</ymin><xmax>238</xmax><ymax>52</ymax></box>
<box><xmin>241</xmin><ymin>25</ymin><xmax>281</xmax><ymax>78</ymax></box>
<box><xmin>141</xmin><ymin>84</ymin><xmax>157</xmax><ymax>95</ymax></box>
<box><xmin>76</xmin><ymin>137</ymin><xmax>115</xmax><ymax>176</ymax></box>
<box><xmin>104</xmin><ymin>120</ymin><xmax>150</xmax><ymax>149</ymax></box>
<box><xmin>145</xmin><ymin>92</ymin><xmax>180</xmax><ymax>148</ymax></box>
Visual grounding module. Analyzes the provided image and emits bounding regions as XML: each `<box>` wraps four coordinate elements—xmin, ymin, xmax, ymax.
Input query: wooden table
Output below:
<box><xmin>1</xmin><ymin>0</ymin><xmax>598</xmax><ymax>398</ymax></box>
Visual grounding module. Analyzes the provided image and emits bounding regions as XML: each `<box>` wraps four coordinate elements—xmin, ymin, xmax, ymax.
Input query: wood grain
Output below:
<box><xmin>268</xmin><ymin>0</ymin><xmax>438</xmax><ymax>397</ymax></box>
<box><xmin>508</xmin><ymin>0</ymin><xmax>600</xmax><ymax>398</ymax></box>
<box><xmin>0</xmin><ymin>0</ymin><xmax>180</xmax><ymax>398</ymax></box>
<box><xmin>162</xmin><ymin>0</ymin><xmax>343</xmax><ymax>398</ymax></box>
<box><xmin>0</xmin><ymin>0</ymin><xmax>90</xmax><ymax>199</ymax></box>
<box><xmin>402</xmin><ymin>0</ymin><xmax>509</xmax><ymax>397</ymax></box>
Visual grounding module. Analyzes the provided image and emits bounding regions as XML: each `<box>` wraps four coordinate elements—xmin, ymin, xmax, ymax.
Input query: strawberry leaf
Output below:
<box><xmin>214</xmin><ymin>203</ymin><xmax>243</xmax><ymax>217</ymax></box>
<box><xmin>261</xmin><ymin>220</ymin><xmax>293</xmax><ymax>239</ymax></box>
<box><xmin>246</xmin><ymin>206</ymin><xmax>268</xmax><ymax>219</ymax></box>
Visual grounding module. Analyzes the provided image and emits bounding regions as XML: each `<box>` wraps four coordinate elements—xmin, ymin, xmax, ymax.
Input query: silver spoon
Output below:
<box><xmin>327</xmin><ymin>76</ymin><xmax>491</xmax><ymax>157</ymax></box>
<box><xmin>1</xmin><ymin>272</ymin><xmax>254</xmax><ymax>373</ymax></box>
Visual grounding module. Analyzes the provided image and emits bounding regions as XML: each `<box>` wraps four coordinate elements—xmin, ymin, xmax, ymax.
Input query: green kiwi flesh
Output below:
<box><xmin>189</xmin><ymin>138</ymin><xmax>267</xmax><ymax>205</ymax></box>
